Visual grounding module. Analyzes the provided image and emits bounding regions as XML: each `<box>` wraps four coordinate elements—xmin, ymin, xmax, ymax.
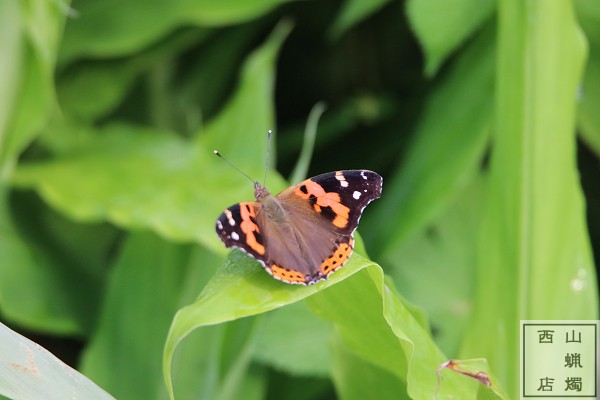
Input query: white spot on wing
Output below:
<box><xmin>353</xmin><ymin>191</ymin><xmax>361</xmax><ymax>200</ymax></box>
<box><xmin>216</xmin><ymin>220</ymin><xmax>223</xmax><ymax>230</ymax></box>
<box><xmin>361</xmin><ymin>171</ymin><xmax>367</xmax><ymax>179</ymax></box>
<box><xmin>231</xmin><ymin>232</ymin><xmax>240</xmax><ymax>241</ymax></box>
<box><xmin>335</xmin><ymin>171</ymin><xmax>349</xmax><ymax>187</ymax></box>
<box><xmin>224</xmin><ymin>209</ymin><xmax>235</xmax><ymax>226</ymax></box>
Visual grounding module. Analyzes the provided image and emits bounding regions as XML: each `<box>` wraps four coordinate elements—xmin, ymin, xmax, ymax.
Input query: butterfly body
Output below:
<box><xmin>216</xmin><ymin>170</ymin><xmax>382</xmax><ymax>285</ymax></box>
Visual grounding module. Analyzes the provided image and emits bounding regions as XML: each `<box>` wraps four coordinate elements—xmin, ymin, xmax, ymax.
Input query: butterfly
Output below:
<box><xmin>216</xmin><ymin>169</ymin><xmax>382</xmax><ymax>285</ymax></box>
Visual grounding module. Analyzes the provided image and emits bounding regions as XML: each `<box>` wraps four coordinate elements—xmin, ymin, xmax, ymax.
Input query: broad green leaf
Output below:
<box><xmin>197</xmin><ymin>20</ymin><xmax>292</xmax><ymax>167</ymax></box>
<box><xmin>12</xmin><ymin>126</ymin><xmax>210</xmax><ymax>241</ymax></box>
<box><xmin>253</xmin><ymin>301</ymin><xmax>332</xmax><ymax>377</ymax></box>
<box><xmin>80</xmin><ymin>232</ymin><xmax>217</xmax><ymax>399</ymax></box>
<box><xmin>0</xmin><ymin>0</ymin><xmax>22</xmax><ymax>174</ymax></box>
<box><xmin>577</xmin><ymin>0</ymin><xmax>600</xmax><ymax>155</ymax></box>
<box><xmin>306</xmin><ymin>270</ymin><xmax>480</xmax><ymax>399</ymax></box>
<box><xmin>56</xmin><ymin>29</ymin><xmax>208</xmax><ymax>123</ymax></box>
<box><xmin>406</xmin><ymin>0</ymin><xmax>495</xmax><ymax>76</ymax></box>
<box><xmin>167</xmin><ymin>24</ymin><xmax>270</xmax><ymax>134</ymax></box>
<box><xmin>162</xmin><ymin>250</ymin><xmax>354</xmax><ymax>399</ymax></box>
<box><xmin>385</xmin><ymin>175</ymin><xmax>483</xmax><ymax>357</ymax></box>
<box><xmin>0</xmin><ymin>0</ymin><xmax>63</xmax><ymax>178</ymax></box>
<box><xmin>330</xmin><ymin>336</ymin><xmax>407</xmax><ymax>400</ymax></box>
<box><xmin>262</xmin><ymin>373</ymin><xmax>332</xmax><ymax>400</ymax></box>
<box><xmin>0</xmin><ymin>322</ymin><xmax>115</xmax><ymax>400</ymax></box>
<box><xmin>80</xmin><ymin>230</ymin><xmax>263</xmax><ymax>400</ymax></box>
<box><xmin>363</xmin><ymin>24</ymin><xmax>494</xmax><ymax>257</ymax></box>
<box><xmin>575</xmin><ymin>0</ymin><xmax>600</xmax><ymax>47</ymax></box>
<box><xmin>0</xmin><ymin>187</ymin><xmax>103</xmax><ymax>335</ymax></box>
<box><xmin>12</xmin><ymin>23</ymin><xmax>290</xmax><ymax>252</ymax></box>
<box><xmin>460</xmin><ymin>2</ymin><xmax>599</xmax><ymax>398</ymax></box>
<box><xmin>60</xmin><ymin>0</ymin><xmax>288</xmax><ymax>63</ymax></box>
<box><xmin>329</xmin><ymin>0</ymin><xmax>393</xmax><ymax>40</ymax></box>
<box><xmin>226</xmin><ymin>367</ymin><xmax>267</xmax><ymax>400</ymax></box>
<box><xmin>163</xmin><ymin>240</ymin><xmax>503</xmax><ymax>399</ymax></box>
<box><xmin>579</xmin><ymin>48</ymin><xmax>600</xmax><ymax>155</ymax></box>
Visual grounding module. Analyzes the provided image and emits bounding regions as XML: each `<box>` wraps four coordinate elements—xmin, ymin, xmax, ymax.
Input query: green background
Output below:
<box><xmin>0</xmin><ymin>0</ymin><xmax>599</xmax><ymax>399</ymax></box>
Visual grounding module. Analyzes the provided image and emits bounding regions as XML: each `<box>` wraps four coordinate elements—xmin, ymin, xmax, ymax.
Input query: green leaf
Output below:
<box><xmin>56</xmin><ymin>29</ymin><xmax>208</xmax><ymax>123</ymax></box>
<box><xmin>12</xmin><ymin>22</ymin><xmax>290</xmax><ymax>252</ymax></box>
<box><xmin>329</xmin><ymin>0</ymin><xmax>393</xmax><ymax>40</ymax></box>
<box><xmin>579</xmin><ymin>49</ymin><xmax>600</xmax><ymax>155</ymax></box>
<box><xmin>575</xmin><ymin>0</ymin><xmax>600</xmax><ymax>47</ymax></box>
<box><xmin>577</xmin><ymin>0</ymin><xmax>600</xmax><ymax>155</ymax></box>
<box><xmin>60</xmin><ymin>0</ymin><xmax>289</xmax><ymax>63</ymax></box>
<box><xmin>0</xmin><ymin>187</ymin><xmax>103</xmax><ymax>335</ymax></box>
<box><xmin>406</xmin><ymin>0</ymin><xmax>495</xmax><ymax>76</ymax></box>
<box><xmin>385</xmin><ymin>175</ymin><xmax>483</xmax><ymax>357</ymax></box>
<box><xmin>197</xmin><ymin>20</ymin><xmax>293</xmax><ymax>167</ymax></box>
<box><xmin>0</xmin><ymin>321</ymin><xmax>115</xmax><ymax>400</ymax></box>
<box><xmin>162</xmin><ymin>250</ymin><xmax>359</xmax><ymax>399</ymax></box>
<box><xmin>0</xmin><ymin>0</ymin><xmax>63</xmax><ymax>178</ymax></box>
<box><xmin>305</xmin><ymin>269</ymin><xmax>480</xmax><ymax>399</ymax></box>
<box><xmin>363</xmin><ymin>24</ymin><xmax>494</xmax><ymax>257</ymax></box>
<box><xmin>80</xmin><ymin>232</ymin><xmax>219</xmax><ymax>400</ymax></box>
<box><xmin>253</xmin><ymin>301</ymin><xmax>332</xmax><ymax>377</ymax></box>
<box><xmin>79</xmin><ymin>230</ymin><xmax>263</xmax><ymax>400</ymax></box>
<box><xmin>460</xmin><ymin>2</ymin><xmax>599</xmax><ymax>398</ymax></box>
<box><xmin>329</xmin><ymin>336</ymin><xmax>406</xmax><ymax>400</ymax></box>
<box><xmin>163</xmin><ymin>239</ymin><xmax>503</xmax><ymax>399</ymax></box>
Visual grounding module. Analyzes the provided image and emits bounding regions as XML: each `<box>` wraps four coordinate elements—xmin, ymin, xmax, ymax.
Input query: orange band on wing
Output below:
<box><xmin>320</xmin><ymin>239</ymin><xmax>354</xmax><ymax>276</ymax></box>
<box><xmin>239</xmin><ymin>203</ymin><xmax>265</xmax><ymax>255</ymax></box>
<box><xmin>295</xmin><ymin>180</ymin><xmax>350</xmax><ymax>228</ymax></box>
<box><xmin>269</xmin><ymin>264</ymin><xmax>306</xmax><ymax>284</ymax></box>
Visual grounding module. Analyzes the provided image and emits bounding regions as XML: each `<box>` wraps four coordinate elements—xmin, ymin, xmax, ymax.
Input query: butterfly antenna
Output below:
<box><xmin>263</xmin><ymin>129</ymin><xmax>272</xmax><ymax>187</ymax></box>
<box><xmin>214</xmin><ymin>150</ymin><xmax>256</xmax><ymax>184</ymax></box>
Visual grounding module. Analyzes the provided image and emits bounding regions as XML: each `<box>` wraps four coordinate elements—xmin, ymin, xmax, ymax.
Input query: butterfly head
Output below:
<box><xmin>254</xmin><ymin>181</ymin><xmax>270</xmax><ymax>201</ymax></box>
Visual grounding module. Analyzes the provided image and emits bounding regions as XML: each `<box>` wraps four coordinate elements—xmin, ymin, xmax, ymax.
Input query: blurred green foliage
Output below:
<box><xmin>1</xmin><ymin>0</ymin><xmax>599</xmax><ymax>399</ymax></box>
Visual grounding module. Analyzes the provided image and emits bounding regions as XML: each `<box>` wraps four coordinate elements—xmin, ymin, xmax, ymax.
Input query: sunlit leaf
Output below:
<box><xmin>0</xmin><ymin>188</ymin><xmax>102</xmax><ymax>335</ymax></box>
<box><xmin>578</xmin><ymin>8</ymin><xmax>600</xmax><ymax>155</ymax></box>
<box><xmin>385</xmin><ymin>175</ymin><xmax>483</xmax><ymax>357</ymax></box>
<box><xmin>330</xmin><ymin>337</ymin><xmax>406</xmax><ymax>400</ymax></box>
<box><xmin>12</xmin><ymin>23</ymin><xmax>291</xmax><ymax>252</ymax></box>
<box><xmin>163</xmin><ymin>241</ymin><xmax>500</xmax><ymax>399</ymax></box>
<box><xmin>80</xmin><ymin>232</ymin><xmax>220</xmax><ymax>400</ymax></box>
<box><xmin>253</xmin><ymin>301</ymin><xmax>332</xmax><ymax>377</ymax></box>
<box><xmin>60</xmin><ymin>0</ymin><xmax>289</xmax><ymax>62</ymax></box>
<box><xmin>406</xmin><ymin>0</ymin><xmax>495</xmax><ymax>76</ymax></box>
<box><xmin>363</xmin><ymin>24</ymin><xmax>494</xmax><ymax>257</ymax></box>
<box><xmin>0</xmin><ymin>322</ymin><xmax>115</xmax><ymax>400</ymax></box>
<box><xmin>329</xmin><ymin>0</ymin><xmax>392</xmax><ymax>40</ymax></box>
<box><xmin>0</xmin><ymin>1</ymin><xmax>63</xmax><ymax>177</ymax></box>
<box><xmin>460</xmin><ymin>2</ymin><xmax>599</xmax><ymax>398</ymax></box>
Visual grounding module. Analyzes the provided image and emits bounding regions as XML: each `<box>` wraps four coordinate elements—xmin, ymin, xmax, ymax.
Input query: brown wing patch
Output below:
<box><xmin>319</xmin><ymin>238</ymin><xmax>354</xmax><ymax>277</ymax></box>
<box><xmin>294</xmin><ymin>180</ymin><xmax>350</xmax><ymax>228</ymax></box>
<box><xmin>239</xmin><ymin>202</ymin><xmax>266</xmax><ymax>255</ymax></box>
<box><xmin>268</xmin><ymin>264</ymin><xmax>306</xmax><ymax>284</ymax></box>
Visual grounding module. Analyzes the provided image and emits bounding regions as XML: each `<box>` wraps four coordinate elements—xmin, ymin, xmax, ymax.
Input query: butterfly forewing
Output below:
<box><xmin>216</xmin><ymin>202</ymin><xmax>270</xmax><ymax>266</ymax></box>
<box><xmin>280</xmin><ymin>170</ymin><xmax>382</xmax><ymax>236</ymax></box>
